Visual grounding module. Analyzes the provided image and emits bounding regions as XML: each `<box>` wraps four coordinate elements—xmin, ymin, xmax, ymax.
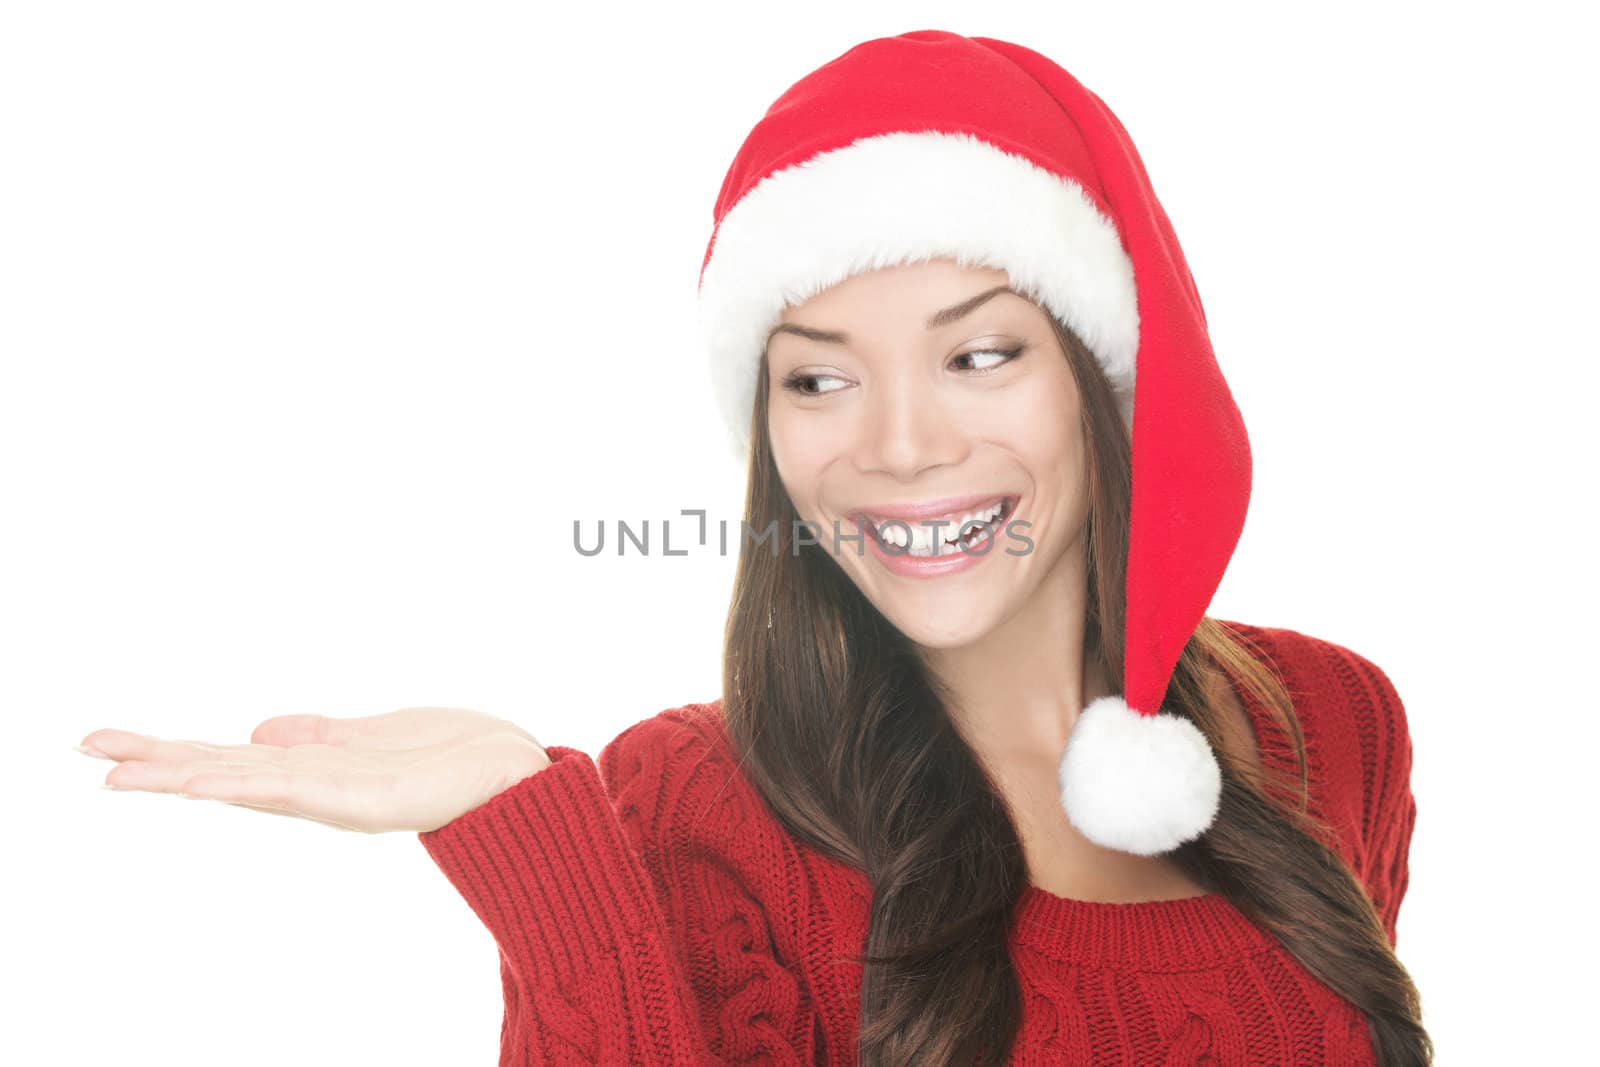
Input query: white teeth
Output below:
<box><xmin>954</xmin><ymin>501</ymin><xmax>1003</xmax><ymax>535</ymax></box>
<box><xmin>867</xmin><ymin>497</ymin><xmax>1010</xmax><ymax>557</ymax></box>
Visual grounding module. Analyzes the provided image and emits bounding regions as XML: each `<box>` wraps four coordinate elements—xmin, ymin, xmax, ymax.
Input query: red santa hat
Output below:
<box><xmin>695</xmin><ymin>29</ymin><xmax>1253</xmax><ymax>857</ymax></box>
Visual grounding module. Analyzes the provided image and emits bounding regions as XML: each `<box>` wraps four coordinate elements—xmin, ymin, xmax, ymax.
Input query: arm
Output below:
<box><xmin>1362</xmin><ymin>661</ymin><xmax>1416</xmax><ymax>947</ymax></box>
<box><xmin>418</xmin><ymin>708</ymin><xmax>821</xmax><ymax>1066</ymax></box>
<box><xmin>1328</xmin><ymin>645</ymin><xmax>1418</xmax><ymax>947</ymax></box>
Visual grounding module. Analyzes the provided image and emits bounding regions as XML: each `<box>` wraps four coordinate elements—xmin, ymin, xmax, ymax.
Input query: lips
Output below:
<box><xmin>853</xmin><ymin>492</ymin><xmax>1014</xmax><ymax>525</ymax></box>
<box><xmin>857</xmin><ymin>492</ymin><xmax>1004</xmax><ymax>524</ymax></box>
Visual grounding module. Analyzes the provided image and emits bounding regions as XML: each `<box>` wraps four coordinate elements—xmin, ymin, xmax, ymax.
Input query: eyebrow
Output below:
<box><xmin>767</xmin><ymin>284</ymin><xmax>1016</xmax><ymax>345</ymax></box>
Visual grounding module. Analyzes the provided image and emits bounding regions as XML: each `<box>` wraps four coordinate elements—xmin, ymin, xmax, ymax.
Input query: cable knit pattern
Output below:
<box><xmin>419</xmin><ymin>620</ymin><xmax>1416</xmax><ymax>1064</ymax></box>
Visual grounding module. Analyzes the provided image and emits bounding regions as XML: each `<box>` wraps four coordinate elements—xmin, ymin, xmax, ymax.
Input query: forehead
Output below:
<box><xmin>778</xmin><ymin>259</ymin><xmax>1016</xmax><ymax>321</ymax></box>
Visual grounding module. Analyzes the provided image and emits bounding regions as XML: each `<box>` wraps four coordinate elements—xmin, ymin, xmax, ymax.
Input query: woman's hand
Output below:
<box><xmin>76</xmin><ymin>707</ymin><xmax>553</xmax><ymax>834</ymax></box>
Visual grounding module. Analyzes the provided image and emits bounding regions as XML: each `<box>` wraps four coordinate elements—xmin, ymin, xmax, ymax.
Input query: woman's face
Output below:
<box><xmin>765</xmin><ymin>258</ymin><xmax>1092</xmax><ymax>649</ymax></box>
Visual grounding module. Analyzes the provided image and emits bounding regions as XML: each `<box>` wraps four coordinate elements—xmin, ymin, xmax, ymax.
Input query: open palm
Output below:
<box><xmin>78</xmin><ymin>707</ymin><xmax>552</xmax><ymax>834</ymax></box>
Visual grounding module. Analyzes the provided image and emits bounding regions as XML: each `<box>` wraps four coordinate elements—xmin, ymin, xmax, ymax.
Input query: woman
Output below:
<box><xmin>77</xmin><ymin>29</ymin><xmax>1430</xmax><ymax>1066</ymax></box>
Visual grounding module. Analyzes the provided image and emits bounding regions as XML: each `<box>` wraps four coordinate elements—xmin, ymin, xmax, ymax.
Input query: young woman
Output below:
<box><xmin>76</xmin><ymin>29</ymin><xmax>1430</xmax><ymax>1066</ymax></box>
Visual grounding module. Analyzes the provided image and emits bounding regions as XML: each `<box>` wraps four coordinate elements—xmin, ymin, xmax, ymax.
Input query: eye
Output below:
<box><xmin>779</xmin><ymin>345</ymin><xmax>1025</xmax><ymax>397</ymax></box>
<box><xmin>780</xmin><ymin>371</ymin><xmax>851</xmax><ymax>396</ymax></box>
<box><xmin>953</xmin><ymin>345</ymin><xmax>1026</xmax><ymax>373</ymax></box>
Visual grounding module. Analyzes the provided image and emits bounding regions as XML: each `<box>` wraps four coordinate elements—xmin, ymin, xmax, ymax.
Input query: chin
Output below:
<box><xmin>879</xmin><ymin>601</ymin><xmax>1007</xmax><ymax>651</ymax></box>
<box><xmin>900</xmin><ymin>627</ymin><xmax>990</xmax><ymax>651</ymax></box>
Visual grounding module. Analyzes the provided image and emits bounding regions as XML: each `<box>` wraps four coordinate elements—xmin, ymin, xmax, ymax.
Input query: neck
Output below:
<box><xmin>920</xmin><ymin>533</ymin><xmax>1110</xmax><ymax>771</ymax></box>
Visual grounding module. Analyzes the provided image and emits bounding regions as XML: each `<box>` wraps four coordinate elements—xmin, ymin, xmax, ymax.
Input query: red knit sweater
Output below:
<box><xmin>419</xmin><ymin>621</ymin><xmax>1416</xmax><ymax>1065</ymax></box>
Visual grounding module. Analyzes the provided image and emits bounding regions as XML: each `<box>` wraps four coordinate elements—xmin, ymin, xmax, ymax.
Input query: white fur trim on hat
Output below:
<box><xmin>1057</xmin><ymin>694</ymin><xmax>1223</xmax><ymax>856</ymax></box>
<box><xmin>697</xmin><ymin>130</ymin><xmax>1140</xmax><ymax>458</ymax></box>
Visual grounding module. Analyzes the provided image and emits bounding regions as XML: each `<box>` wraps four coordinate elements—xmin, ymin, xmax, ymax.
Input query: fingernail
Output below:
<box><xmin>102</xmin><ymin>782</ymin><xmax>130</xmax><ymax>791</ymax></box>
<box><xmin>76</xmin><ymin>743</ymin><xmax>111</xmax><ymax>760</ymax></box>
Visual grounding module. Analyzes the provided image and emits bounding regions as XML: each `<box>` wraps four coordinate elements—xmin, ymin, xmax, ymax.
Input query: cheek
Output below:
<box><xmin>767</xmin><ymin>409</ymin><xmax>830</xmax><ymax>510</ymax></box>
<box><xmin>769</xmin><ymin>399</ymin><xmax>846</xmax><ymax>461</ymax></box>
<box><xmin>766</xmin><ymin>407</ymin><xmax>797</xmax><ymax>470</ymax></box>
<box><xmin>962</xmin><ymin>376</ymin><xmax>1082</xmax><ymax>462</ymax></box>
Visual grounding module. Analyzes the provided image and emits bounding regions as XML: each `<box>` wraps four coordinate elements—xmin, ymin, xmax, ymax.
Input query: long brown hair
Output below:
<box><xmin>720</xmin><ymin>306</ymin><xmax>1432</xmax><ymax>1065</ymax></box>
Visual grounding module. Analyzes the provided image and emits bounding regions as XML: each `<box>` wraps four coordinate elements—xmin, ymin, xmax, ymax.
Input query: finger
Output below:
<box><xmin>104</xmin><ymin>759</ymin><xmax>226</xmax><ymax>794</ymax></box>
<box><xmin>80</xmin><ymin>729</ymin><xmax>171</xmax><ymax>762</ymax></box>
<box><xmin>249</xmin><ymin>714</ymin><xmax>346</xmax><ymax>748</ymax></box>
<box><xmin>101</xmin><ymin>743</ymin><xmax>335</xmax><ymax>792</ymax></box>
<box><xmin>82</xmin><ymin>729</ymin><xmax>230</xmax><ymax>765</ymax></box>
<box><xmin>103</xmin><ymin>758</ymin><xmax>372</xmax><ymax>832</ymax></box>
<box><xmin>83</xmin><ymin>729</ymin><xmax>317</xmax><ymax>769</ymax></box>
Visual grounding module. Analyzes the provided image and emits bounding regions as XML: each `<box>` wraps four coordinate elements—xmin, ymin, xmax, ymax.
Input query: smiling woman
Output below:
<box><xmin>765</xmin><ymin>266</ymin><xmax>1081</xmax><ymax>597</ymax></box>
<box><xmin>76</xmin><ymin>27</ymin><xmax>1430</xmax><ymax>1067</ymax></box>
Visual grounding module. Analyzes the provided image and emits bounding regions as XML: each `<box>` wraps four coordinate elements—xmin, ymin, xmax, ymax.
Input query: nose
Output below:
<box><xmin>856</xmin><ymin>372</ymin><xmax>968</xmax><ymax>479</ymax></box>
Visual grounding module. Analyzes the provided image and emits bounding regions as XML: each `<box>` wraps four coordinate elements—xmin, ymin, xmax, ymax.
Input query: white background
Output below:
<box><xmin>7</xmin><ymin>1</ymin><xmax>1594</xmax><ymax>1063</ymax></box>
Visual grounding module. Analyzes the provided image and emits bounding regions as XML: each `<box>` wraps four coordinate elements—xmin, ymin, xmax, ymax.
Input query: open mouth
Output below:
<box><xmin>856</xmin><ymin>495</ymin><xmax>1020</xmax><ymax>559</ymax></box>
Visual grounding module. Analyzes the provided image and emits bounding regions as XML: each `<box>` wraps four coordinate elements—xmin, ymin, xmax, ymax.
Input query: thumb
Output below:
<box><xmin>250</xmin><ymin>713</ymin><xmax>342</xmax><ymax>748</ymax></box>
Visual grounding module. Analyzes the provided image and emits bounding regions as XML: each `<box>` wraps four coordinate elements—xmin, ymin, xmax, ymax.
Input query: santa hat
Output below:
<box><xmin>695</xmin><ymin>30</ymin><xmax>1252</xmax><ymax>857</ymax></box>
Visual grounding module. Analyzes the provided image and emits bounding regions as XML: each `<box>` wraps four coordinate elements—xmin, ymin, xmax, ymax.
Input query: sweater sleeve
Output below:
<box><xmin>1326</xmin><ymin>643</ymin><xmax>1418</xmax><ymax>948</ymax></box>
<box><xmin>416</xmin><ymin>709</ymin><xmax>821</xmax><ymax>1065</ymax></box>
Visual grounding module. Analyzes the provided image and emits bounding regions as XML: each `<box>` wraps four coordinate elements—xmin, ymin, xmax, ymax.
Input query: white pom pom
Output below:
<box><xmin>1057</xmin><ymin>694</ymin><xmax>1223</xmax><ymax>856</ymax></box>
